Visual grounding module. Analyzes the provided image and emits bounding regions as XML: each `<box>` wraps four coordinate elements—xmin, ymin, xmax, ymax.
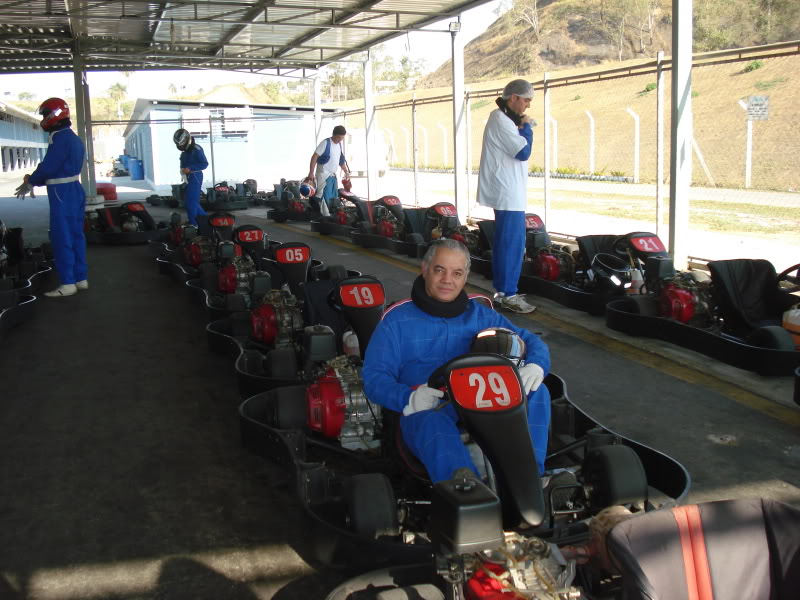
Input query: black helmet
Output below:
<box><xmin>471</xmin><ymin>327</ymin><xmax>526</xmax><ymax>367</ymax></box>
<box><xmin>173</xmin><ymin>128</ymin><xmax>192</xmax><ymax>151</ymax></box>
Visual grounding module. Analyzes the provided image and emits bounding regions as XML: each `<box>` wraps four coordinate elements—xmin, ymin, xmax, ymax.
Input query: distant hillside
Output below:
<box><xmin>420</xmin><ymin>0</ymin><xmax>800</xmax><ymax>88</ymax></box>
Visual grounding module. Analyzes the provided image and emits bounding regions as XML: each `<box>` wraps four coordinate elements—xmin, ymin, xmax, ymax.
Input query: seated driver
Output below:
<box><xmin>363</xmin><ymin>238</ymin><xmax>551</xmax><ymax>483</ymax></box>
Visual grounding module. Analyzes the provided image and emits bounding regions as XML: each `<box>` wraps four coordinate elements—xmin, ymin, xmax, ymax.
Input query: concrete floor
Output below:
<box><xmin>0</xmin><ymin>179</ymin><xmax>798</xmax><ymax>599</ymax></box>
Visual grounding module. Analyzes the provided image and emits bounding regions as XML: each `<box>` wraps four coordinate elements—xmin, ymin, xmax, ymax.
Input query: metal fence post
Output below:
<box><xmin>412</xmin><ymin>95</ymin><xmax>419</xmax><ymax>207</ymax></box>
<box><xmin>656</xmin><ymin>50</ymin><xmax>665</xmax><ymax>237</ymax></box>
<box><xmin>543</xmin><ymin>72</ymin><xmax>551</xmax><ymax>223</ymax></box>
<box><xmin>436</xmin><ymin>123</ymin><xmax>448</xmax><ymax>168</ymax></box>
<box><xmin>208</xmin><ymin>114</ymin><xmax>216</xmax><ymax>186</ymax></box>
<box><xmin>585</xmin><ymin>110</ymin><xmax>595</xmax><ymax>175</ymax></box>
<box><xmin>626</xmin><ymin>107</ymin><xmax>640</xmax><ymax>183</ymax></box>
<box><xmin>737</xmin><ymin>99</ymin><xmax>753</xmax><ymax>188</ymax></box>
<box><xmin>465</xmin><ymin>91</ymin><xmax>472</xmax><ymax>218</ymax></box>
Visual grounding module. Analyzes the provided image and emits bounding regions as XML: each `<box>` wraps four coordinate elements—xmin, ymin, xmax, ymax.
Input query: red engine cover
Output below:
<box><xmin>306</xmin><ymin>371</ymin><xmax>345</xmax><ymax>438</ymax></box>
<box><xmin>218</xmin><ymin>264</ymin><xmax>237</xmax><ymax>294</ymax></box>
<box><xmin>169</xmin><ymin>227</ymin><xmax>183</xmax><ymax>246</ymax></box>
<box><xmin>466</xmin><ymin>562</ymin><xmax>509</xmax><ymax>600</ymax></box>
<box><xmin>533</xmin><ymin>252</ymin><xmax>560</xmax><ymax>281</ymax></box>
<box><xmin>376</xmin><ymin>220</ymin><xmax>395</xmax><ymax>239</ymax></box>
<box><xmin>250</xmin><ymin>303</ymin><xmax>278</xmax><ymax>344</ymax></box>
<box><xmin>450</xmin><ymin>232</ymin><xmax>466</xmax><ymax>244</ymax></box>
<box><xmin>659</xmin><ymin>283</ymin><xmax>696</xmax><ymax>323</ymax></box>
<box><xmin>289</xmin><ymin>200</ymin><xmax>305</xmax><ymax>213</ymax></box>
<box><xmin>335</xmin><ymin>210</ymin><xmax>348</xmax><ymax>225</ymax></box>
<box><xmin>185</xmin><ymin>241</ymin><xmax>204</xmax><ymax>267</ymax></box>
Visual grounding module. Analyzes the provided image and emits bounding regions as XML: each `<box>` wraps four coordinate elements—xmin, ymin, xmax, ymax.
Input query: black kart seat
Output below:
<box><xmin>577</xmin><ymin>235</ymin><xmax>619</xmax><ymax>264</ymax></box>
<box><xmin>708</xmin><ymin>259</ymin><xmax>784</xmax><ymax>335</ymax></box>
<box><xmin>608</xmin><ymin>498</ymin><xmax>800</xmax><ymax>600</ymax></box>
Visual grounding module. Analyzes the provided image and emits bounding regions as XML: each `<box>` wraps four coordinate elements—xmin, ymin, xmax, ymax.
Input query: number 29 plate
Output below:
<box><xmin>448</xmin><ymin>365</ymin><xmax>523</xmax><ymax>412</ymax></box>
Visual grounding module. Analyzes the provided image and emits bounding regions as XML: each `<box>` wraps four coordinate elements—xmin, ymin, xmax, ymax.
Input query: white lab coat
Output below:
<box><xmin>476</xmin><ymin>109</ymin><xmax>529</xmax><ymax>211</ymax></box>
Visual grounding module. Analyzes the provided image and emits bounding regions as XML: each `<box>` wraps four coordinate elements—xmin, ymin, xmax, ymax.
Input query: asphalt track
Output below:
<box><xmin>0</xmin><ymin>191</ymin><xmax>797</xmax><ymax>599</ymax></box>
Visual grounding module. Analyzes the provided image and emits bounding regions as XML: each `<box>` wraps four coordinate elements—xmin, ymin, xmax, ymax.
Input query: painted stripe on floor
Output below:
<box><xmin>273</xmin><ymin>223</ymin><xmax>800</xmax><ymax>428</ymax></box>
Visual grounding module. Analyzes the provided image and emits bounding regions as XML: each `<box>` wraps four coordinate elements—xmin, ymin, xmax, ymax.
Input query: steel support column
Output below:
<box><xmin>363</xmin><ymin>54</ymin><xmax>377</xmax><ymax>200</ymax></box>
<box><xmin>451</xmin><ymin>26</ymin><xmax>467</xmax><ymax>221</ymax></box>
<box><xmin>313</xmin><ymin>77</ymin><xmax>322</xmax><ymax>145</ymax></box>
<box><xmin>72</xmin><ymin>45</ymin><xmax>99</xmax><ymax>207</ymax></box>
<box><xmin>668</xmin><ymin>0</ymin><xmax>693</xmax><ymax>270</ymax></box>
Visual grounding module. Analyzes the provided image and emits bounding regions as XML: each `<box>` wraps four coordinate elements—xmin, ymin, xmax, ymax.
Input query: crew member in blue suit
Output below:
<box><xmin>173</xmin><ymin>128</ymin><xmax>209</xmax><ymax>226</ymax></box>
<box><xmin>363</xmin><ymin>238</ymin><xmax>551</xmax><ymax>483</ymax></box>
<box><xmin>18</xmin><ymin>97</ymin><xmax>88</xmax><ymax>298</ymax></box>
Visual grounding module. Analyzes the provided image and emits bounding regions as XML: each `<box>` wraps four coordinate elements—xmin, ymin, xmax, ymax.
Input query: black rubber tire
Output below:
<box><xmin>482</xmin><ymin>249</ymin><xmax>493</xmax><ymax>260</ymax></box>
<box><xmin>358</xmin><ymin>220</ymin><xmax>372</xmax><ymax>234</ymax></box>
<box><xmin>267</xmin><ymin>347</ymin><xmax>298</xmax><ymax>377</ymax></box>
<box><xmin>407</xmin><ymin>233</ymin><xmax>424</xmax><ymax>245</ymax></box>
<box><xmin>583</xmin><ymin>444</ymin><xmax>648</xmax><ymax>510</ymax></box>
<box><xmin>327</xmin><ymin>264</ymin><xmax>349</xmax><ymax>282</ymax></box>
<box><xmin>270</xmin><ymin>386</ymin><xmax>307</xmax><ymax>430</ymax></box>
<box><xmin>271</xmin><ymin>210</ymin><xmax>288</xmax><ymax>223</ymax></box>
<box><xmin>345</xmin><ymin>473</ymin><xmax>399</xmax><ymax>539</ymax></box>
<box><xmin>746</xmin><ymin>325</ymin><xmax>796</xmax><ymax>351</ymax></box>
<box><xmin>199</xmin><ymin>262</ymin><xmax>218</xmax><ymax>292</ymax></box>
<box><xmin>373</xmin><ymin>585</ymin><xmax>445</xmax><ymax>600</ymax></box>
<box><xmin>625</xmin><ymin>295</ymin><xmax>659</xmax><ymax>317</ymax></box>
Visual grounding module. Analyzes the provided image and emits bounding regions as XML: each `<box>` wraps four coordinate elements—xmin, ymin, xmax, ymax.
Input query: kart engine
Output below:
<box><xmin>288</xmin><ymin>198</ymin><xmax>308</xmax><ymax>214</ymax></box>
<box><xmin>306</xmin><ymin>355</ymin><xmax>382</xmax><ymax>451</ymax></box>
<box><xmin>532</xmin><ymin>247</ymin><xmax>576</xmax><ymax>282</ymax></box>
<box><xmin>464</xmin><ymin>534</ymin><xmax>582</xmax><ymax>600</ymax></box>
<box><xmin>658</xmin><ymin>271</ymin><xmax>712</xmax><ymax>325</ymax></box>
<box><xmin>448</xmin><ymin>226</ymin><xmax>481</xmax><ymax>256</ymax></box>
<box><xmin>120</xmin><ymin>213</ymin><xmax>144</xmax><ymax>232</ymax></box>
<box><xmin>184</xmin><ymin>236</ymin><xmax>216</xmax><ymax>267</ymax></box>
<box><xmin>249</xmin><ymin>289</ymin><xmax>304</xmax><ymax>347</ymax></box>
<box><xmin>217</xmin><ymin>256</ymin><xmax>256</xmax><ymax>295</ymax></box>
<box><xmin>334</xmin><ymin>202</ymin><xmax>359</xmax><ymax>227</ymax></box>
<box><xmin>375</xmin><ymin>205</ymin><xmax>405</xmax><ymax>239</ymax></box>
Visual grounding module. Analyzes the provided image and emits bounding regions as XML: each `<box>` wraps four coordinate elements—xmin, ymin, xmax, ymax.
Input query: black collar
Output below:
<box><xmin>496</xmin><ymin>97</ymin><xmax>522</xmax><ymax>127</ymax></box>
<box><xmin>411</xmin><ymin>275</ymin><xmax>468</xmax><ymax>318</ymax></box>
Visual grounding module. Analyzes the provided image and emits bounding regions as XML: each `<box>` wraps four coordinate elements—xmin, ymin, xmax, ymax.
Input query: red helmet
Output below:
<box><xmin>37</xmin><ymin>97</ymin><xmax>70</xmax><ymax>131</ymax></box>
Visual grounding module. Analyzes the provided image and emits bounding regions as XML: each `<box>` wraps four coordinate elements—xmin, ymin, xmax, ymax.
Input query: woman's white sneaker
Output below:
<box><xmin>75</xmin><ymin>280</ymin><xmax>89</xmax><ymax>290</ymax></box>
<box><xmin>44</xmin><ymin>284</ymin><xmax>77</xmax><ymax>297</ymax></box>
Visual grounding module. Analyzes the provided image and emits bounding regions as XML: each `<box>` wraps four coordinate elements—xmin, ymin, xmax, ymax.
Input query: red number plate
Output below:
<box><xmin>237</xmin><ymin>229</ymin><xmax>264</xmax><ymax>243</ymax></box>
<box><xmin>126</xmin><ymin>203</ymin><xmax>145</xmax><ymax>212</ymax></box>
<box><xmin>276</xmin><ymin>246</ymin><xmax>310</xmax><ymax>264</ymax></box>
<box><xmin>382</xmin><ymin>196</ymin><xmax>400</xmax><ymax>206</ymax></box>
<box><xmin>209</xmin><ymin>216</ymin><xmax>234</xmax><ymax>227</ymax></box>
<box><xmin>525</xmin><ymin>214</ymin><xmax>544</xmax><ymax>230</ymax></box>
<box><xmin>339</xmin><ymin>283</ymin><xmax>385</xmax><ymax>308</ymax></box>
<box><xmin>630</xmin><ymin>235</ymin><xmax>666</xmax><ymax>253</ymax></box>
<box><xmin>449</xmin><ymin>365</ymin><xmax>523</xmax><ymax>412</ymax></box>
<box><xmin>434</xmin><ymin>204</ymin><xmax>456</xmax><ymax>217</ymax></box>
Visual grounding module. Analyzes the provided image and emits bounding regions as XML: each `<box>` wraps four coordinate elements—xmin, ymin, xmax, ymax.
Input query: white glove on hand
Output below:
<box><xmin>403</xmin><ymin>384</ymin><xmax>444</xmax><ymax>416</ymax></box>
<box><xmin>519</xmin><ymin>363</ymin><xmax>545</xmax><ymax>394</ymax></box>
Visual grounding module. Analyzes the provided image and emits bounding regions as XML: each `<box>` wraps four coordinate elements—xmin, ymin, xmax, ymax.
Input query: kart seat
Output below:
<box><xmin>607</xmin><ymin>498</ymin><xmax>800</xmax><ymax>600</ymax></box>
<box><xmin>707</xmin><ymin>259</ymin><xmax>792</xmax><ymax>336</ymax></box>
<box><xmin>577</xmin><ymin>234</ymin><xmax>619</xmax><ymax>265</ymax></box>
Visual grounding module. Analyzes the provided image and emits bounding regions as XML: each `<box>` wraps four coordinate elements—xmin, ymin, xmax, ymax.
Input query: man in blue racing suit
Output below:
<box><xmin>19</xmin><ymin>97</ymin><xmax>87</xmax><ymax>298</ymax></box>
<box><xmin>173</xmin><ymin>128</ymin><xmax>209</xmax><ymax>226</ymax></box>
<box><xmin>362</xmin><ymin>238</ymin><xmax>551</xmax><ymax>483</ymax></box>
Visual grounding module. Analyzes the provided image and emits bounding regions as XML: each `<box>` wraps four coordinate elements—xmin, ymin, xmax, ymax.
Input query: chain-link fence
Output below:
<box><xmin>322</xmin><ymin>41</ymin><xmax>799</xmax><ymax>269</ymax></box>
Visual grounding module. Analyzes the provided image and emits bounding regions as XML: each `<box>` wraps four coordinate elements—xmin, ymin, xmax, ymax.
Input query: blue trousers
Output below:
<box><xmin>400</xmin><ymin>384</ymin><xmax>551</xmax><ymax>483</ymax></box>
<box><xmin>315</xmin><ymin>174</ymin><xmax>339</xmax><ymax>211</ymax></box>
<box><xmin>48</xmin><ymin>183</ymin><xmax>87</xmax><ymax>285</ymax></box>
<box><xmin>492</xmin><ymin>209</ymin><xmax>526</xmax><ymax>295</ymax></box>
<box><xmin>185</xmin><ymin>171</ymin><xmax>207</xmax><ymax>226</ymax></box>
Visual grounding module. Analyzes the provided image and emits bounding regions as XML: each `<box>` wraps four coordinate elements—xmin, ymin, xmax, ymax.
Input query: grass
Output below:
<box><xmin>754</xmin><ymin>77</ymin><xmax>788</xmax><ymax>91</ymax></box>
<box><xmin>742</xmin><ymin>60</ymin><xmax>764</xmax><ymax>73</ymax></box>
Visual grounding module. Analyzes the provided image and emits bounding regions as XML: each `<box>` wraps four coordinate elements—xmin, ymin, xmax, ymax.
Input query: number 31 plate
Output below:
<box><xmin>448</xmin><ymin>365</ymin><xmax>523</xmax><ymax>412</ymax></box>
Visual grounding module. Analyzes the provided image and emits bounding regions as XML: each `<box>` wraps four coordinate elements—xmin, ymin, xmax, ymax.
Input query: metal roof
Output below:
<box><xmin>0</xmin><ymin>0</ymin><xmax>493</xmax><ymax>76</ymax></box>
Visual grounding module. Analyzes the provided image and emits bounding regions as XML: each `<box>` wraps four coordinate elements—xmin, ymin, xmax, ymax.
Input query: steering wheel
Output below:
<box><xmin>776</xmin><ymin>262</ymin><xmax>800</xmax><ymax>294</ymax></box>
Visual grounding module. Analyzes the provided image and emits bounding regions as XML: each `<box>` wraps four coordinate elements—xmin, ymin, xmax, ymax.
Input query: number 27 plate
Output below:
<box><xmin>449</xmin><ymin>365</ymin><xmax>523</xmax><ymax>412</ymax></box>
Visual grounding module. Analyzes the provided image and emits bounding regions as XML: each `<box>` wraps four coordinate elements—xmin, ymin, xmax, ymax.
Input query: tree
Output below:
<box><xmin>512</xmin><ymin>0</ymin><xmax>541</xmax><ymax>42</ymax></box>
<box><xmin>17</xmin><ymin>92</ymin><xmax>34</xmax><ymax>101</ymax></box>
<box><xmin>107</xmin><ymin>82</ymin><xmax>127</xmax><ymax>104</ymax></box>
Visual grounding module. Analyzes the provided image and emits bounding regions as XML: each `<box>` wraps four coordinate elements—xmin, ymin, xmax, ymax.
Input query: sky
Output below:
<box><xmin>0</xmin><ymin>1</ymin><xmax>506</xmax><ymax>106</ymax></box>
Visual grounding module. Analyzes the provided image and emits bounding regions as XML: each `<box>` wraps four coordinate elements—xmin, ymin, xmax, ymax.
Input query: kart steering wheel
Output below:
<box><xmin>776</xmin><ymin>262</ymin><xmax>800</xmax><ymax>294</ymax></box>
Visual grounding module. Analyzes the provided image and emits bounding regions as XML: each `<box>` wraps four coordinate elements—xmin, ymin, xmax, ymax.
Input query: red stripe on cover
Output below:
<box><xmin>672</xmin><ymin>506</ymin><xmax>714</xmax><ymax>600</ymax></box>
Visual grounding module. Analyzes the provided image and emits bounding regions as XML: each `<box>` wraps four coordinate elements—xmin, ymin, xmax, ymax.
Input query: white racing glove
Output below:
<box><xmin>519</xmin><ymin>363</ymin><xmax>545</xmax><ymax>394</ymax></box>
<box><xmin>403</xmin><ymin>384</ymin><xmax>444</xmax><ymax>416</ymax></box>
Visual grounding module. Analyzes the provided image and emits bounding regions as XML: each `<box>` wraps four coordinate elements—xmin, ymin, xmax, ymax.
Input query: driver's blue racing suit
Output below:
<box><xmin>180</xmin><ymin>144</ymin><xmax>209</xmax><ymax>226</ymax></box>
<box><xmin>363</xmin><ymin>297</ymin><xmax>551</xmax><ymax>483</ymax></box>
<box><xmin>28</xmin><ymin>126</ymin><xmax>87</xmax><ymax>286</ymax></box>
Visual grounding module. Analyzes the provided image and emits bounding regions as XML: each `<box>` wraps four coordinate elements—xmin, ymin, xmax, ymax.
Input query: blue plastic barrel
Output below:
<box><xmin>119</xmin><ymin>155</ymin><xmax>130</xmax><ymax>168</ymax></box>
<box><xmin>129</xmin><ymin>159</ymin><xmax>144</xmax><ymax>180</ymax></box>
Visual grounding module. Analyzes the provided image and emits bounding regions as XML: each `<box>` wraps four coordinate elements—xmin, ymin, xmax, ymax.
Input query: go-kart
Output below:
<box><xmin>516</xmin><ymin>230</ymin><xmax>672</xmax><ymax>316</ymax></box>
<box><xmin>0</xmin><ymin>221</ymin><xmax>54</xmax><ymax>339</ymax></box>
<box><xmin>469</xmin><ymin>214</ymin><xmax>555</xmax><ymax>280</ymax></box>
<box><xmin>84</xmin><ymin>201</ymin><xmax>167</xmax><ymax>244</ymax></box>
<box><xmin>350</xmin><ymin>195</ymin><xmax>424</xmax><ymax>256</ymax></box>
<box><xmin>239</xmin><ymin>343</ymin><xmax>690</xmax><ymax>574</ymax></box>
<box><xmin>205</xmin><ymin>246</ymin><xmax>360</xmax><ymax>398</ymax></box>
<box><xmin>606</xmin><ymin>259</ymin><xmax>800</xmax><ymax>376</ymax></box>
<box><xmin>203</xmin><ymin>181</ymin><xmax>248</xmax><ymax>211</ymax></box>
<box><xmin>266</xmin><ymin>179</ymin><xmax>323</xmax><ymax>224</ymax></box>
<box><xmin>326</xmin><ymin>496</ymin><xmax>799</xmax><ymax>600</ymax></box>
<box><xmin>401</xmin><ymin>202</ymin><xmax>478</xmax><ymax>259</ymax></box>
<box><xmin>311</xmin><ymin>189</ymin><xmax>375</xmax><ymax>239</ymax></box>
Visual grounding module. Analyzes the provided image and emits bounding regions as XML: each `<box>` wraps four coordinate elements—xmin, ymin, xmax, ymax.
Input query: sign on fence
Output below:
<box><xmin>747</xmin><ymin>96</ymin><xmax>769</xmax><ymax>121</ymax></box>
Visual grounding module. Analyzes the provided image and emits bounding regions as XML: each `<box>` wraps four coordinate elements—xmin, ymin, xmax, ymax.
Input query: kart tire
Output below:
<box><xmin>623</xmin><ymin>295</ymin><xmax>658</xmax><ymax>317</ymax></box>
<box><xmin>270</xmin><ymin>385</ymin><xmax>307</xmax><ymax>430</ymax></box>
<box><xmin>200</xmin><ymin>262</ymin><xmax>218</xmax><ymax>292</ymax></box>
<box><xmin>482</xmin><ymin>250</ymin><xmax>493</xmax><ymax>260</ymax></box>
<box><xmin>583</xmin><ymin>444</ymin><xmax>648</xmax><ymax>510</ymax></box>
<box><xmin>407</xmin><ymin>233</ymin><xmax>424</xmax><ymax>245</ymax></box>
<box><xmin>345</xmin><ymin>473</ymin><xmax>399</xmax><ymax>539</ymax></box>
<box><xmin>267</xmin><ymin>347</ymin><xmax>298</xmax><ymax>378</ymax></box>
<box><xmin>745</xmin><ymin>325</ymin><xmax>796</xmax><ymax>351</ymax></box>
<box><xmin>358</xmin><ymin>220</ymin><xmax>372</xmax><ymax>234</ymax></box>
<box><xmin>327</xmin><ymin>264</ymin><xmax>349</xmax><ymax>282</ymax></box>
<box><xmin>373</xmin><ymin>585</ymin><xmax>445</xmax><ymax>600</ymax></box>
<box><xmin>271</xmin><ymin>211</ymin><xmax>288</xmax><ymax>223</ymax></box>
